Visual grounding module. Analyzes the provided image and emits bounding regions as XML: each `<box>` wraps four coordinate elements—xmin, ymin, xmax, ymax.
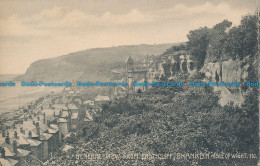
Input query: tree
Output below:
<box><xmin>187</xmin><ymin>27</ymin><xmax>210</xmax><ymax>70</ymax></box>
<box><xmin>224</xmin><ymin>15</ymin><xmax>257</xmax><ymax>60</ymax></box>
<box><xmin>64</xmin><ymin>133</ymin><xmax>77</xmax><ymax>144</ymax></box>
<box><xmin>207</xmin><ymin>20</ymin><xmax>232</xmax><ymax>62</ymax></box>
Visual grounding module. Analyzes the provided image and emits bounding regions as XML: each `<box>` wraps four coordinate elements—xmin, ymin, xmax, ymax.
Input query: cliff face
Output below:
<box><xmin>222</xmin><ymin>60</ymin><xmax>241</xmax><ymax>82</ymax></box>
<box><xmin>155</xmin><ymin>50</ymin><xmax>254</xmax><ymax>107</ymax></box>
<box><xmin>202</xmin><ymin>62</ymin><xmax>221</xmax><ymax>82</ymax></box>
<box><xmin>15</xmin><ymin>44</ymin><xmax>175</xmax><ymax>82</ymax></box>
<box><xmin>222</xmin><ymin>59</ymin><xmax>250</xmax><ymax>83</ymax></box>
<box><xmin>201</xmin><ymin>56</ymin><xmax>254</xmax><ymax>106</ymax></box>
<box><xmin>202</xmin><ymin>57</ymin><xmax>250</xmax><ymax>83</ymax></box>
<box><xmin>151</xmin><ymin>52</ymin><xmax>195</xmax><ymax>80</ymax></box>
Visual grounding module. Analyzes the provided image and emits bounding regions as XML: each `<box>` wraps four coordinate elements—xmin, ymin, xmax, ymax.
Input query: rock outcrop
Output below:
<box><xmin>202</xmin><ymin>57</ymin><xmax>253</xmax><ymax>106</ymax></box>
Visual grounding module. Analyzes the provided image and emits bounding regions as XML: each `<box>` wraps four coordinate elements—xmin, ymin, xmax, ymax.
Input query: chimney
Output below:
<box><xmin>14</xmin><ymin>131</ymin><xmax>18</xmax><ymax>138</ymax></box>
<box><xmin>43</xmin><ymin>113</ymin><xmax>46</xmax><ymax>124</ymax></box>
<box><xmin>35</xmin><ymin>122</ymin><xmax>40</xmax><ymax>136</ymax></box>
<box><xmin>47</xmin><ymin>120</ymin><xmax>50</xmax><ymax>127</ymax></box>
<box><xmin>0</xmin><ymin>148</ymin><xmax>5</xmax><ymax>158</ymax></box>
<box><xmin>20</xmin><ymin>127</ymin><xmax>24</xmax><ymax>134</ymax></box>
<box><xmin>28</xmin><ymin>131</ymin><xmax>32</xmax><ymax>138</ymax></box>
<box><xmin>12</xmin><ymin>141</ymin><xmax>17</xmax><ymax>155</ymax></box>
<box><xmin>1</xmin><ymin>130</ymin><xmax>6</xmax><ymax>137</ymax></box>
<box><xmin>5</xmin><ymin>134</ymin><xmax>10</xmax><ymax>144</ymax></box>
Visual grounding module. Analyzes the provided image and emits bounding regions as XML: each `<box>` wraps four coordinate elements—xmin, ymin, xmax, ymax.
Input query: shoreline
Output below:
<box><xmin>0</xmin><ymin>86</ymin><xmax>63</xmax><ymax>115</ymax></box>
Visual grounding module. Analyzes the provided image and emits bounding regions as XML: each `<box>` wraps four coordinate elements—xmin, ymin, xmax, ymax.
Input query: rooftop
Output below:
<box><xmin>71</xmin><ymin>113</ymin><xmax>79</xmax><ymax>119</ymax></box>
<box><xmin>58</xmin><ymin>118</ymin><xmax>68</xmax><ymax>123</ymax></box>
<box><xmin>39</xmin><ymin>133</ymin><xmax>52</xmax><ymax>141</ymax></box>
<box><xmin>68</xmin><ymin>104</ymin><xmax>78</xmax><ymax>110</ymax></box>
<box><xmin>125</xmin><ymin>56</ymin><xmax>134</xmax><ymax>63</ymax></box>
<box><xmin>0</xmin><ymin>158</ymin><xmax>19</xmax><ymax>166</ymax></box>
<box><xmin>95</xmin><ymin>95</ymin><xmax>110</xmax><ymax>102</ymax></box>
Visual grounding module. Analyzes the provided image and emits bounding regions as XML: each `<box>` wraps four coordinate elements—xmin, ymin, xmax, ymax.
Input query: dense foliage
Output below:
<box><xmin>75</xmin><ymin>72</ymin><xmax>258</xmax><ymax>165</ymax></box>
<box><xmin>60</xmin><ymin>14</ymin><xmax>259</xmax><ymax>166</ymax></box>
<box><xmin>164</xmin><ymin>14</ymin><xmax>258</xmax><ymax>66</ymax></box>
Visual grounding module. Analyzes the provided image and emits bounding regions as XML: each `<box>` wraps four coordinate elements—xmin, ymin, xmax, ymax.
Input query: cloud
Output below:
<box><xmin>153</xmin><ymin>2</ymin><xmax>252</xmax><ymax>27</ymax></box>
<box><xmin>0</xmin><ymin>2</ymin><xmax>254</xmax><ymax>74</ymax></box>
<box><xmin>0</xmin><ymin>2</ymin><xmax>252</xmax><ymax>37</ymax></box>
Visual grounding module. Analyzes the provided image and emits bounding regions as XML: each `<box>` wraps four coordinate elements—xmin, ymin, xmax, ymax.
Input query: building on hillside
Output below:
<box><xmin>125</xmin><ymin>56</ymin><xmax>148</xmax><ymax>94</ymax></box>
<box><xmin>0</xmin><ymin>157</ymin><xmax>19</xmax><ymax>166</ymax></box>
<box><xmin>57</xmin><ymin>118</ymin><xmax>69</xmax><ymax>138</ymax></box>
<box><xmin>0</xmin><ymin>134</ymin><xmax>31</xmax><ymax>166</ymax></box>
<box><xmin>84</xmin><ymin>109</ymin><xmax>93</xmax><ymax>122</ymax></box>
<box><xmin>46</xmin><ymin>124</ymin><xmax>60</xmax><ymax>151</ymax></box>
<box><xmin>71</xmin><ymin>113</ymin><xmax>79</xmax><ymax>130</ymax></box>
<box><xmin>83</xmin><ymin>100</ymin><xmax>95</xmax><ymax>107</ymax></box>
<box><xmin>94</xmin><ymin>95</ymin><xmax>110</xmax><ymax>106</ymax></box>
<box><xmin>39</xmin><ymin>133</ymin><xmax>52</xmax><ymax>161</ymax></box>
<box><xmin>68</xmin><ymin>104</ymin><xmax>79</xmax><ymax>114</ymax></box>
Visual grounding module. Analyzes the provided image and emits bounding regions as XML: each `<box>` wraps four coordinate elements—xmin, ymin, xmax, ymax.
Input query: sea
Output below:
<box><xmin>0</xmin><ymin>75</ymin><xmax>62</xmax><ymax>115</ymax></box>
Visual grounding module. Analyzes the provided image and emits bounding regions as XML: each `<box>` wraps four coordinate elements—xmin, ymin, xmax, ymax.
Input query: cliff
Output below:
<box><xmin>15</xmin><ymin>43</ymin><xmax>176</xmax><ymax>82</ymax></box>
<box><xmin>201</xmin><ymin>56</ymin><xmax>255</xmax><ymax>106</ymax></box>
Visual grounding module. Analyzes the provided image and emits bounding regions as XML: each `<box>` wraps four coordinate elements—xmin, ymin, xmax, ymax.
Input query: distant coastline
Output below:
<box><xmin>0</xmin><ymin>85</ymin><xmax>62</xmax><ymax>115</ymax></box>
<box><xmin>0</xmin><ymin>75</ymin><xmax>63</xmax><ymax>115</ymax></box>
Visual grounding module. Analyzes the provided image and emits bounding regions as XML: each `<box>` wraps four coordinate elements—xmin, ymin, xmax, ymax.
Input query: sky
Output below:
<box><xmin>0</xmin><ymin>0</ymin><xmax>258</xmax><ymax>74</ymax></box>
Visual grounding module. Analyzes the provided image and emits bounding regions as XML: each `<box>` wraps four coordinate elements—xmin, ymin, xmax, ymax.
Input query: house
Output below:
<box><xmin>94</xmin><ymin>95</ymin><xmax>110</xmax><ymax>106</ymax></box>
<box><xmin>83</xmin><ymin>100</ymin><xmax>95</xmax><ymax>107</ymax></box>
<box><xmin>74</xmin><ymin>98</ymin><xmax>83</xmax><ymax>106</ymax></box>
<box><xmin>39</xmin><ymin>110</ymin><xmax>56</xmax><ymax>124</ymax></box>
<box><xmin>24</xmin><ymin>136</ymin><xmax>42</xmax><ymax>161</ymax></box>
<box><xmin>84</xmin><ymin>110</ymin><xmax>93</xmax><ymax>122</ymax></box>
<box><xmin>52</xmin><ymin>104</ymin><xmax>68</xmax><ymax>111</ymax></box>
<box><xmin>0</xmin><ymin>158</ymin><xmax>19</xmax><ymax>166</ymax></box>
<box><xmin>40</xmin><ymin>100</ymin><xmax>52</xmax><ymax>110</ymax></box>
<box><xmin>14</xmin><ymin>120</ymin><xmax>57</xmax><ymax>162</ymax></box>
<box><xmin>57</xmin><ymin>118</ymin><xmax>69</xmax><ymax>137</ymax></box>
<box><xmin>46</xmin><ymin>124</ymin><xmax>60</xmax><ymax>151</ymax></box>
<box><xmin>39</xmin><ymin>133</ymin><xmax>52</xmax><ymax>161</ymax></box>
<box><xmin>68</xmin><ymin>104</ymin><xmax>79</xmax><ymax>114</ymax></box>
<box><xmin>0</xmin><ymin>133</ymin><xmax>31</xmax><ymax>166</ymax></box>
<box><xmin>71</xmin><ymin>113</ymin><xmax>78</xmax><ymax>130</ymax></box>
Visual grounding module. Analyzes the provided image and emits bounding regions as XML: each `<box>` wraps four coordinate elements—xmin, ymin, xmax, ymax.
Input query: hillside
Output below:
<box><xmin>67</xmin><ymin>74</ymin><xmax>257</xmax><ymax>166</ymax></box>
<box><xmin>15</xmin><ymin>43</ymin><xmax>176</xmax><ymax>82</ymax></box>
<box><xmin>48</xmin><ymin>13</ymin><xmax>258</xmax><ymax>166</ymax></box>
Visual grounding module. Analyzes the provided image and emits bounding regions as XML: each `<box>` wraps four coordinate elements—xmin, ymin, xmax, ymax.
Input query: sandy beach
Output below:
<box><xmin>0</xmin><ymin>83</ymin><xmax>62</xmax><ymax>114</ymax></box>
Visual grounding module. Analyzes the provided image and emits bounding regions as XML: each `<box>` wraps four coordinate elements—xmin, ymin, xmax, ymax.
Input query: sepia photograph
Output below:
<box><xmin>0</xmin><ymin>0</ymin><xmax>259</xmax><ymax>165</ymax></box>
